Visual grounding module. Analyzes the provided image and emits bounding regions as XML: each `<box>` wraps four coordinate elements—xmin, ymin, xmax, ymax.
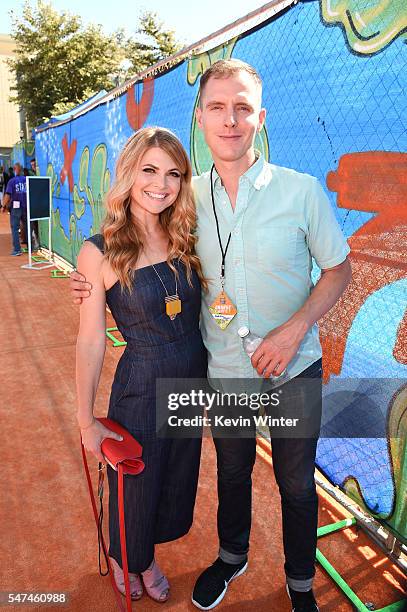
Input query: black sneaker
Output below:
<box><xmin>192</xmin><ymin>557</ymin><xmax>248</xmax><ymax>610</ymax></box>
<box><xmin>287</xmin><ymin>584</ymin><xmax>319</xmax><ymax>611</ymax></box>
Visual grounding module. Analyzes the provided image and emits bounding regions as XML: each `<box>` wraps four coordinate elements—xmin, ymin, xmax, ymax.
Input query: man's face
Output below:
<box><xmin>13</xmin><ymin>165</ymin><xmax>20</xmax><ymax>175</ymax></box>
<box><xmin>196</xmin><ymin>71</ymin><xmax>266</xmax><ymax>164</ymax></box>
<box><xmin>30</xmin><ymin>160</ymin><xmax>36</xmax><ymax>171</ymax></box>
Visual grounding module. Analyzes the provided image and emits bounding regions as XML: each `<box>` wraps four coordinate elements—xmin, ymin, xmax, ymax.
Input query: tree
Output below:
<box><xmin>8</xmin><ymin>1</ymin><xmax>182</xmax><ymax>127</ymax></box>
<box><xmin>123</xmin><ymin>12</ymin><xmax>182</xmax><ymax>76</ymax></box>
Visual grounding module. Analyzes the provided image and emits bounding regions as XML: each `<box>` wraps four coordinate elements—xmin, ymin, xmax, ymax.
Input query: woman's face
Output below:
<box><xmin>130</xmin><ymin>146</ymin><xmax>182</xmax><ymax>219</ymax></box>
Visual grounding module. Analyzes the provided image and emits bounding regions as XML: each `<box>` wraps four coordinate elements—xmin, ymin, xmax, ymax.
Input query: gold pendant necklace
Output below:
<box><xmin>147</xmin><ymin>257</ymin><xmax>182</xmax><ymax>320</ymax></box>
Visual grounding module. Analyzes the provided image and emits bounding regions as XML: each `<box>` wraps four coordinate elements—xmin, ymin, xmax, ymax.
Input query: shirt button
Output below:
<box><xmin>235</xmin><ymin>258</ymin><xmax>241</xmax><ymax>265</ymax></box>
<box><xmin>234</xmin><ymin>228</ymin><xmax>240</xmax><ymax>235</ymax></box>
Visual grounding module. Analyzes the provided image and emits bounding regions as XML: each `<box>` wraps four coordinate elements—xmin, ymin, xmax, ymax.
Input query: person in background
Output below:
<box><xmin>1</xmin><ymin>162</ymin><xmax>27</xmax><ymax>256</ymax></box>
<box><xmin>1</xmin><ymin>166</ymin><xmax>10</xmax><ymax>209</ymax></box>
<box><xmin>0</xmin><ymin>166</ymin><xmax>5</xmax><ymax>208</ymax></box>
<box><xmin>28</xmin><ymin>158</ymin><xmax>37</xmax><ymax>176</ymax></box>
<box><xmin>3</xmin><ymin>166</ymin><xmax>10</xmax><ymax>189</ymax></box>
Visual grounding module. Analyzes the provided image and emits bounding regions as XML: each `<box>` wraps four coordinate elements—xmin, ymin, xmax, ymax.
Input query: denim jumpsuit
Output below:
<box><xmin>86</xmin><ymin>234</ymin><xmax>207</xmax><ymax>573</ymax></box>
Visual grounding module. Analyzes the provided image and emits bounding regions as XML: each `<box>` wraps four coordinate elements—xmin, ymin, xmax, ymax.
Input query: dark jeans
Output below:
<box><xmin>10</xmin><ymin>208</ymin><xmax>24</xmax><ymax>252</ymax></box>
<box><xmin>20</xmin><ymin>217</ymin><xmax>39</xmax><ymax>246</ymax></box>
<box><xmin>212</xmin><ymin>359</ymin><xmax>322</xmax><ymax>589</ymax></box>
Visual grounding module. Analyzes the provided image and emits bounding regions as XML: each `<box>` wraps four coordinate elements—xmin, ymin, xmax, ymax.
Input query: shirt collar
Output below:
<box><xmin>212</xmin><ymin>153</ymin><xmax>270</xmax><ymax>191</ymax></box>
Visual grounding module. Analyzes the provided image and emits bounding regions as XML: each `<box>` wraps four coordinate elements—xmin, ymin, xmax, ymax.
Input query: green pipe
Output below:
<box><xmin>316</xmin><ymin>548</ymin><xmax>371</xmax><ymax>611</ymax></box>
<box><xmin>317</xmin><ymin>518</ymin><xmax>356</xmax><ymax>538</ymax></box>
<box><xmin>375</xmin><ymin>601</ymin><xmax>407</xmax><ymax>612</ymax></box>
<box><xmin>51</xmin><ymin>269</ymin><xmax>69</xmax><ymax>278</ymax></box>
<box><xmin>317</xmin><ymin>520</ymin><xmax>406</xmax><ymax>611</ymax></box>
<box><xmin>105</xmin><ymin>327</ymin><xmax>127</xmax><ymax>347</ymax></box>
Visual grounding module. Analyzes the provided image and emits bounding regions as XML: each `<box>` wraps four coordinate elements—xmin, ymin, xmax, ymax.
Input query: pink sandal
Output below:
<box><xmin>141</xmin><ymin>558</ymin><xmax>170</xmax><ymax>603</ymax></box>
<box><xmin>110</xmin><ymin>556</ymin><xmax>143</xmax><ymax>601</ymax></box>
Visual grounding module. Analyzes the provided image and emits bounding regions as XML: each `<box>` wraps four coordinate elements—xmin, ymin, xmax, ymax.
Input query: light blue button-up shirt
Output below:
<box><xmin>192</xmin><ymin>155</ymin><xmax>350</xmax><ymax>381</ymax></box>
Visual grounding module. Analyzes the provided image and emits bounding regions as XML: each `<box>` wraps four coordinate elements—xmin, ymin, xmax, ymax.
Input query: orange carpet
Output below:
<box><xmin>0</xmin><ymin>215</ymin><xmax>405</xmax><ymax>611</ymax></box>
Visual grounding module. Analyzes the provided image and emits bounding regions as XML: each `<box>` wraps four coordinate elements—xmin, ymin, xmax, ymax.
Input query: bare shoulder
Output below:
<box><xmin>77</xmin><ymin>241</ymin><xmax>104</xmax><ymax>278</ymax></box>
<box><xmin>78</xmin><ymin>239</ymin><xmax>104</xmax><ymax>259</ymax></box>
<box><xmin>77</xmin><ymin>240</ymin><xmax>118</xmax><ymax>291</ymax></box>
<box><xmin>76</xmin><ymin>241</ymin><xmax>108</xmax><ymax>299</ymax></box>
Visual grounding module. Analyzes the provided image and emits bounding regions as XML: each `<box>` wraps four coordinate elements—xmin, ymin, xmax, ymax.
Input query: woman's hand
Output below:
<box><xmin>80</xmin><ymin>418</ymin><xmax>123</xmax><ymax>463</ymax></box>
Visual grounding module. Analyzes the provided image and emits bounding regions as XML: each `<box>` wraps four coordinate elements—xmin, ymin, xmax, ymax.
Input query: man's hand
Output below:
<box><xmin>251</xmin><ymin>319</ymin><xmax>307</xmax><ymax>377</ymax></box>
<box><xmin>2</xmin><ymin>194</ymin><xmax>10</xmax><ymax>212</ymax></box>
<box><xmin>251</xmin><ymin>258</ymin><xmax>352</xmax><ymax>377</ymax></box>
<box><xmin>70</xmin><ymin>270</ymin><xmax>92</xmax><ymax>305</ymax></box>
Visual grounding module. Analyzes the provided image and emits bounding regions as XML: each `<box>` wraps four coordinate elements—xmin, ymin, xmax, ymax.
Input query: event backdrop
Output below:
<box><xmin>11</xmin><ymin>139</ymin><xmax>35</xmax><ymax>169</ymax></box>
<box><xmin>34</xmin><ymin>0</ymin><xmax>407</xmax><ymax>543</ymax></box>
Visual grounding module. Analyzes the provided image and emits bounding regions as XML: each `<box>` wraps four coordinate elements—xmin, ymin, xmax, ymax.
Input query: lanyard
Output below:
<box><xmin>210</xmin><ymin>164</ymin><xmax>231</xmax><ymax>290</ymax></box>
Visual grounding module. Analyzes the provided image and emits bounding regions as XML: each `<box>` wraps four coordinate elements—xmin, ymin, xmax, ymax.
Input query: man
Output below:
<box><xmin>0</xmin><ymin>166</ymin><xmax>5</xmax><ymax>208</ymax></box>
<box><xmin>28</xmin><ymin>158</ymin><xmax>37</xmax><ymax>176</ymax></box>
<box><xmin>1</xmin><ymin>162</ymin><xmax>27</xmax><ymax>256</ymax></box>
<box><xmin>70</xmin><ymin>59</ymin><xmax>351</xmax><ymax>611</ymax></box>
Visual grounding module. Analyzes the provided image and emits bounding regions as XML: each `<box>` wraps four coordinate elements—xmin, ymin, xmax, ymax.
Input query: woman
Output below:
<box><xmin>76</xmin><ymin>127</ymin><xmax>208</xmax><ymax>603</ymax></box>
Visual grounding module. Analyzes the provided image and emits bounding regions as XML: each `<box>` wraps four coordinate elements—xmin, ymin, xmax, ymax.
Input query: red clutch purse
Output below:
<box><xmin>81</xmin><ymin>417</ymin><xmax>145</xmax><ymax>612</ymax></box>
<box><xmin>98</xmin><ymin>417</ymin><xmax>144</xmax><ymax>475</ymax></box>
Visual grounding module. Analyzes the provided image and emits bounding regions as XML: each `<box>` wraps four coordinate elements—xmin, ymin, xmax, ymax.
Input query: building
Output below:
<box><xmin>0</xmin><ymin>33</ymin><xmax>21</xmax><ymax>167</ymax></box>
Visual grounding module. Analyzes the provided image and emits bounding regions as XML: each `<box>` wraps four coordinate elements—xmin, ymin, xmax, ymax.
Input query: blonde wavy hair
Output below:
<box><xmin>101</xmin><ymin>127</ymin><xmax>207</xmax><ymax>292</ymax></box>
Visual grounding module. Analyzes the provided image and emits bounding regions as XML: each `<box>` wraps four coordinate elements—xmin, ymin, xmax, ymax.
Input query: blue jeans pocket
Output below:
<box><xmin>112</xmin><ymin>361</ymin><xmax>135</xmax><ymax>405</ymax></box>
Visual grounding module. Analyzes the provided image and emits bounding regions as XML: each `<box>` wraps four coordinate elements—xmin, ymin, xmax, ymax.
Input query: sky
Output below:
<box><xmin>1</xmin><ymin>0</ymin><xmax>268</xmax><ymax>46</ymax></box>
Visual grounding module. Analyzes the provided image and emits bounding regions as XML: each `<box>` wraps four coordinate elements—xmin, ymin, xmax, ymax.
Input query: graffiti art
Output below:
<box><xmin>31</xmin><ymin>0</ymin><xmax>406</xmax><ymax>543</ymax></box>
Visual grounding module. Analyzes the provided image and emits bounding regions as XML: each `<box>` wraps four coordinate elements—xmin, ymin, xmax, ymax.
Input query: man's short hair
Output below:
<box><xmin>199</xmin><ymin>59</ymin><xmax>262</xmax><ymax>104</ymax></box>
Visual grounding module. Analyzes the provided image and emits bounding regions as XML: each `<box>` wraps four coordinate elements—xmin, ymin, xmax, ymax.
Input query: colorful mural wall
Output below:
<box><xmin>34</xmin><ymin>0</ymin><xmax>406</xmax><ymax>543</ymax></box>
<box><xmin>11</xmin><ymin>139</ymin><xmax>35</xmax><ymax>169</ymax></box>
<box><xmin>0</xmin><ymin>153</ymin><xmax>11</xmax><ymax>169</ymax></box>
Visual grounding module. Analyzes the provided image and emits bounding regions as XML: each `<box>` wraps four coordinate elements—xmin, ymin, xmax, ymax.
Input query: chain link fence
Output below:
<box><xmin>34</xmin><ymin>0</ymin><xmax>406</xmax><ymax>543</ymax></box>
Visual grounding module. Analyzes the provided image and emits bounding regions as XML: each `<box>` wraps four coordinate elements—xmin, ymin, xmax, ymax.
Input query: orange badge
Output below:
<box><xmin>209</xmin><ymin>291</ymin><xmax>237</xmax><ymax>330</ymax></box>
